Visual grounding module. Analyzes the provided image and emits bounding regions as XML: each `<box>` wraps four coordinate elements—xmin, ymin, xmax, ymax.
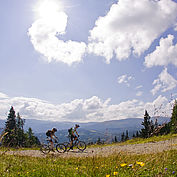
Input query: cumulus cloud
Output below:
<box><xmin>88</xmin><ymin>0</ymin><xmax>177</xmax><ymax>63</ymax></box>
<box><xmin>136</xmin><ymin>91</ymin><xmax>143</xmax><ymax>97</ymax></box>
<box><xmin>117</xmin><ymin>74</ymin><xmax>134</xmax><ymax>87</ymax></box>
<box><xmin>0</xmin><ymin>92</ymin><xmax>8</xmax><ymax>99</ymax></box>
<box><xmin>174</xmin><ymin>23</ymin><xmax>177</xmax><ymax>31</ymax></box>
<box><xmin>28</xmin><ymin>0</ymin><xmax>86</xmax><ymax>65</ymax></box>
<box><xmin>145</xmin><ymin>35</ymin><xmax>177</xmax><ymax>67</ymax></box>
<box><xmin>135</xmin><ymin>85</ymin><xmax>143</xmax><ymax>90</ymax></box>
<box><xmin>151</xmin><ymin>68</ymin><xmax>177</xmax><ymax>95</ymax></box>
<box><xmin>0</xmin><ymin>92</ymin><xmax>175</xmax><ymax>122</ymax></box>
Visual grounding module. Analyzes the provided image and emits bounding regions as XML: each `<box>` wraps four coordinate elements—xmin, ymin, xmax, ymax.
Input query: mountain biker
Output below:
<box><xmin>68</xmin><ymin>124</ymin><xmax>80</xmax><ymax>150</ymax></box>
<box><xmin>46</xmin><ymin>128</ymin><xmax>57</xmax><ymax>150</ymax></box>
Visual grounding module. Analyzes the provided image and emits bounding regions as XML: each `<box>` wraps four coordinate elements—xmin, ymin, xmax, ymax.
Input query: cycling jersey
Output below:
<box><xmin>68</xmin><ymin>127</ymin><xmax>77</xmax><ymax>135</ymax></box>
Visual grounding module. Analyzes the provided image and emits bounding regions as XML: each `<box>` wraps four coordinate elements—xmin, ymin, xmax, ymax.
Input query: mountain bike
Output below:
<box><xmin>66</xmin><ymin>136</ymin><xmax>86</xmax><ymax>152</ymax></box>
<box><xmin>40</xmin><ymin>138</ymin><xmax>66</xmax><ymax>154</ymax></box>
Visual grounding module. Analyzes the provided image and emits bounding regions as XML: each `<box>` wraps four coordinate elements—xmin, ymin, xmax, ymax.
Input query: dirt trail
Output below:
<box><xmin>1</xmin><ymin>138</ymin><xmax>177</xmax><ymax>158</ymax></box>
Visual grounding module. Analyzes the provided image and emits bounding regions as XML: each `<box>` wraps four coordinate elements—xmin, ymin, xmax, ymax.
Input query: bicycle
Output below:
<box><xmin>66</xmin><ymin>136</ymin><xmax>86</xmax><ymax>152</ymax></box>
<box><xmin>40</xmin><ymin>138</ymin><xmax>66</xmax><ymax>154</ymax></box>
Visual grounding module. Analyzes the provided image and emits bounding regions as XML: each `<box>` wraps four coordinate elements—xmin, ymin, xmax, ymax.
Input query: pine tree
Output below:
<box><xmin>121</xmin><ymin>132</ymin><xmax>125</xmax><ymax>142</ymax></box>
<box><xmin>97</xmin><ymin>137</ymin><xmax>101</xmax><ymax>144</ymax></box>
<box><xmin>3</xmin><ymin>106</ymin><xmax>17</xmax><ymax>147</ymax></box>
<box><xmin>140</xmin><ymin>110</ymin><xmax>154</xmax><ymax>138</ymax></box>
<box><xmin>169</xmin><ymin>100</ymin><xmax>177</xmax><ymax>133</ymax></box>
<box><xmin>26</xmin><ymin>127</ymin><xmax>38</xmax><ymax>147</ymax></box>
<box><xmin>114</xmin><ymin>136</ymin><xmax>118</xmax><ymax>142</ymax></box>
<box><xmin>125</xmin><ymin>130</ymin><xmax>129</xmax><ymax>141</ymax></box>
<box><xmin>136</xmin><ymin>131</ymin><xmax>139</xmax><ymax>137</ymax></box>
<box><xmin>16</xmin><ymin>113</ymin><xmax>26</xmax><ymax>147</ymax></box>
<box><xmin>2</xmin><ymin>107</ymin><xmax>40</xmax><ymax>147</ymax></box>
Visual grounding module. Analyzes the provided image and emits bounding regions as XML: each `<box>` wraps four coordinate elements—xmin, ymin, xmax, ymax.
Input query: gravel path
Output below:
<box><xmin>2</xmin><ymin>138</ymin><xmax>177</xmax><ymax>158</ymax></box>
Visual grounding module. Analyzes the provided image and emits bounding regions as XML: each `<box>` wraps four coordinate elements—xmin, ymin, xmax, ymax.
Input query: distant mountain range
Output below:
<box><xmin>0</xmin><ymin>117</ymin><xmax>170</xmax><ymax>143</ymax></box>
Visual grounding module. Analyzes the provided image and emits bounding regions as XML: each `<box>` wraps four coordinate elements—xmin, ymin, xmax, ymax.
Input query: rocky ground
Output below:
<box><xmin>1</xmin><ymin>137</ymin><xmax>177</xmax><ymax>158</ymax></box>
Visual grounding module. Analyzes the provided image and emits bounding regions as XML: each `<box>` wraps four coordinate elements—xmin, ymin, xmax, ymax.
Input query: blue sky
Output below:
<box><xmin>0</xmin><ymin>0</ymin><xmax>177</xmax><ymax>122</ymax></box>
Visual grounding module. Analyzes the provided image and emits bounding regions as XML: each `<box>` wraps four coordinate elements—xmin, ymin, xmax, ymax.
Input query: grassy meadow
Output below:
<box><xmin>0</xmin><ymin>134</ymin><xmax>176</xmax><ymax>177</ymax></box>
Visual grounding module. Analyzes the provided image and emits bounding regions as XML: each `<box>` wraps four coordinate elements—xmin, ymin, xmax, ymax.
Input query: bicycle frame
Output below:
<box><xmin>66</xmin><ymin>136</ymin><xmax>86</xmax><ymax>152</ymax></box>
<box><xmin>40</xmin><ymin>138</ymin><xmax>66</xmax><ymax>154</ymax></box>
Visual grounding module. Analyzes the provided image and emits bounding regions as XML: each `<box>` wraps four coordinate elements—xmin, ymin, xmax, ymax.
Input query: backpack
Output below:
<box><xmin>46</xmin><ymin>130</ymin><xmax>52</xmax><ymax>136</ymax></box>
<box><xmin>68</xmin><ymin>128</ymin><xmax>72</xmax><ymax>134</ymax></box>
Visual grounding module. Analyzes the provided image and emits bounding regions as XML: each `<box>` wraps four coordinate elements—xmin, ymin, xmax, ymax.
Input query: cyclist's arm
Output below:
<box><xmin>75</xmin><ymin>130</ymin><xmax>79</xmax><ymax>136</ymax></box>
<box><xmin>54</xmin><ymin>134</ymin><xmax>58</xmax><ymax>140</ymax></box>
<box><xmin>51</xmin><ymin>134</ymin><xmax>57</xmax><ymax>140</ymax></box>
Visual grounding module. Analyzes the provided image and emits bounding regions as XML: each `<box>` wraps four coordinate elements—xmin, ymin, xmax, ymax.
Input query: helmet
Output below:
<box><xmin>75</xmin><ymin>124</ymin><xmax>80</xmax><ymax>128</ymax></box>
<box><xmin>52</xmin><ymin>128</ymin><xmax>57</xmax><ymax>132</ymax></box>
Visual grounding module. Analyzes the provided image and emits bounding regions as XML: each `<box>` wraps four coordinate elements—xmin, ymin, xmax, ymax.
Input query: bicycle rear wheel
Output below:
<box><xmin>56</xmin><ymin>143</ymin><xmax>66</xmax><ymax>153</ymax></box>
<box><xmin>40</xmin><ymin>144</ymin><xmax>50</xmax><ymax>154</ymax></box>
<box><xmin>77</xmin><ymin>141</ymin><xmax>86</xmax><ymax>151</ymax></box>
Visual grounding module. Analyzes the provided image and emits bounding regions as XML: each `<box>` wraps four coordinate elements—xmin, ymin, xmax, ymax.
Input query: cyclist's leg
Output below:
<box><xmin>49</xmin><ymin>137</ymin><xmax>54</xmax><ymax>150</ymax></box>
<box><xmin>70</xmin><ymin>135</ymin><xmax>75</xmax><ymax>149</ymax></box>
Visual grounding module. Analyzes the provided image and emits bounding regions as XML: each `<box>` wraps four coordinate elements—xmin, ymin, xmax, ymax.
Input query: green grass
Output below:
<box><xmin>0</xmin><ymin>134</ymin><xmax>176</xmax><ymax>176</ymax></box>
<box><xmin>119</xmin><ymin>133</ymin><xmax>177</xmax><ymax>145</ymax></box>
<box><xmin>0</xmin><ymin>150</ymin><xmax>176</xmax><ymax>176</ymax></box>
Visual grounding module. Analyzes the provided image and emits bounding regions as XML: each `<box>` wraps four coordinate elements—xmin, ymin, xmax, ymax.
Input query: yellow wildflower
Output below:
<box><xmin>120</xmin><ymin>163</ymin><xmax>127</xmax><ymax>167</ymax></box>
<box><xmin>140</xmin><ymin>162</ymin><xmax>145</xmax><ymax>167</ymax></box>
<box><xmin>76</xmin><ymin>167</ymin><xmax>78</xmax><ymax>170</ymax></box>
<box><xmin>113</xmin><ymin>171</ymin><xmax>118</xmax><ymax>175</ymax></box>
<box><xmin>106</xmin><ymin>175</ymin><xmax>110</xmax><ymax>177</ymax></box>
<box><xmin>136</xmin><ymin>162</ymin><xmax>145</xmax><ymax>167</ymax></box>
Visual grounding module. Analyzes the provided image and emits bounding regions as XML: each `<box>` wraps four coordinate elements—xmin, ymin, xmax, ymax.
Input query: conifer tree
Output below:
<box><xmin>97</xmin><ymin>137</ymin><xmax>101</xmax><ymax>144</ymax></box>
<box><xmin>114</xmin><ymin>136</ymin><xmax>118</xmax><ymax>142</ymax></box>
<box><xmin>125</xmin><ymin>130</ymin><xmax>129</xmax><ymax>141</ymax></box>
<box><xmin>169</xmin><ymin>100</ymin><xmax>177</xmax><ymax>133</ymax></box>
<box><xmin>3</xmin><ymin>106</ymin><xmax>17</xmax><ymax>146</ymax></box>
<box><xmin>121</xmin><ymin>132</ymin><xmax>125</xmax><ymax>142</ymax></box>
<box><xmin>2</xmin><ymin>107</ymin><xmax>40</xmax><ymax>147</ymax></box>
<box><xmin>140</xmin><ymin>110</ymin><xmax>154</xmax><ymax>138</ymax></box>
<box><xmin>16</xmin><ymin>113</ymin><xmax>26</xmax><ymax>147</ymax></box>
<box><xmin>25</xmin><ymin>127</ymin><xmax>40</xmax><ymax>147</ymax></box>
<box><xmin>136</xmin><ymin>131</ymin><xmax>139</xmax><ymax>137</ymax></box>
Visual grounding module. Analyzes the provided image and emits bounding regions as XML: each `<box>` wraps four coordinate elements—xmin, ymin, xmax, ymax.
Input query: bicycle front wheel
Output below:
<box><xmin>77</xmin><ymin>141</ymin><xmax>86</xmax><ymax>151</ymax></box>
<box><xmin>56</xmin><ymin>143</ymin><xmax>66</xmax><ymax>153</ymax></box>
<box><xmin>64</xmin><ymin>142</ymin><xmax>71</xmax><ymax>152</ymax></box>
<box><xmin>40</xmin><ymin>144</ymin><xmax>50</xmax><ymax>154</ymax></box>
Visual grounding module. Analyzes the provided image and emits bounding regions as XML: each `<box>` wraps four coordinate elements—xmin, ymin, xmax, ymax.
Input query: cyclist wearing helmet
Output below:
<box><xmin>68</xmin><ymin>124</ymin><xmax>80</xmax><ymax>149</ymax></box>
<box><xmin>46</xmin><ymin>128</ymin><xmax>57</xmax><ymax>150</ymax></box>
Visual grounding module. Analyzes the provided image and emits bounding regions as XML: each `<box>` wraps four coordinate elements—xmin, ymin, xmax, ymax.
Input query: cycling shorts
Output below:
<box><xmin>71</xmin><ymin>134</ymin><xmax>77</xmax><ymax>140</ymax></box>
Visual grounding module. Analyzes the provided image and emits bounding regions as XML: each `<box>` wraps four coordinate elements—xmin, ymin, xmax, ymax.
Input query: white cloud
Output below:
<box><xmin>174</xmin><ymin>23</ymin><xmax>177</xmax><ymax>31</ymax></box>
<box><xmin>145</xmin><ymin>35</ymin><xmax>177</xmax><ymax>67</ymax></box>
<box><xmin>28</xmin><ymin>0</ymin><xmax>86</xmax><ymax>66</ymax></box>
<box><xmin>88</xmin><ymin>0</ymin><xmax>177</xmax><ymax>63</ymax></box>
<box><xmin>135</xmin><ymin>85</ymin><xmax>143</xmax><ymax>90</ymax></box>
<box><xmin>136</xmin><ymin>91</ymin><xmax>143</xmax><ymax>97</ymax></box>
<box><xmin>0</xmin><ymin>92</ymin><xmax>8</xmax><ymax>99</ymax></box>
<box><xmin>151</xmin><ymin>68</ymin><xmax>177</xmax><ymax>95</ymax></box>
<box><xmin>0</xmin><ymin>92</ymin><xmax>175</xmax><ymax>122</ymax></box>
<box><xmin>117</xmin><ymin>74</ymin><xmax>134</xmax><ymax>87</ymax></box>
